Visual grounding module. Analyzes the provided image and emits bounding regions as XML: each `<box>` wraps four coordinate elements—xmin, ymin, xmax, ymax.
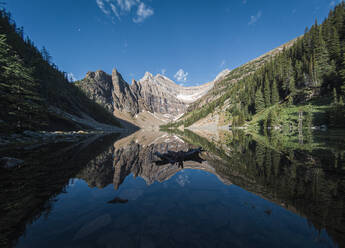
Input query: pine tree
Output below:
<box><xmin>309</xmin><ymin>56</ymin><xmax>315</xmax><ymax>83</ymax></box>
<box><xmin>255</xmin><ymin>88</ymin><xmax>265</xmax><ymax>113</ymax></box>
<box><xmin>340</xmin><ymin>52</ymin><xmax>345</xmax><ymax>96</ymax></box>
<box><xmin>267</xmin><ymin>109</ymin><xmax>278</xmax><ymax>128</ymax></box>
<box><xmin>289</xmin><ymin>77</ymin><xmax>296</xmax><ymax>97</ymax></box>
<box><xmin>0</xmin><ymin>34</ymin><xmax>46</xmax><ymax>131</ymax></box>
<box><xmin>264</xmin><ymin>76</ymin><xmax>271</xmax><ymax>107</ymax></box>
<box><xmin>271</xmin><ymin>79</ymin><xmax>279</xmax><ymax>104</ymax></box>
<box><xmin>314</xmin><ymin>29</ymin><xmax>331</xmax><ymax>82</ymax></box>
<box><xmin>329</xmin><ymin>27</ymin><xmax>341</xmax><ymax>63</ymax></box>
<box><xmin>41</xmin><ymin>46</ymin><xmax>52</xmax><ymax>64</ymax></box>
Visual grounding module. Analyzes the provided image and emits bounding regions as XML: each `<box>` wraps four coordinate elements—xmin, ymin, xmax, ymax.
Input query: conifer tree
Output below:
<box><xmin>264</xmin><ymin>76</ymin><xmax>271</xmax><ymax>107</ymax></box>
<box><xmin>309</xmin><ymin>56</ymin><xmax>315</xmax><ymax>83</ymax></box>
<box><xmin>267</xmin><ymin>109</ymin><xmax>278</xmax><ymax>128</ymax></box>
<box><xmin>329</xmin><ymin>27</ymin><xmax>341</xmax><ymax>63</ymax></box>
<box><xmin>340</xmin><ymin>52</ymin><xmax>345</xmax><ymax>95</ymax></box>
<box><xmin>255</xmin><ymin>88</ymin><xmax>265</xmax><ymax>113</ymax></box>
<box><xmin>289</xmin><ymin>77</ymin><xmax>296</xmax><ymax>97</ymax></box>
<box><xmin>0</xmin><ymin>34</ymin><xmax>45</xmax><ymax>130</ymax></box>
<box><xmin>314</xmin><ymin>30</ymin><xmax>331</xmax><ymax>82</ymax></box>
<box><xmin>41</xmin><ymin>46</ymin><xmax>52</xmax><ymax>64</ymax></box>
<box><xmin>271</xmin><ymin>79</ymin><xmax>279</xmax><ymax>104</ymax></box>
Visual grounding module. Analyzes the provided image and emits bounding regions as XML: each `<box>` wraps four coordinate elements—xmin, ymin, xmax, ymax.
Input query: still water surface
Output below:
<box><xmin>1</xmin><ymin>130</ymin><xmax>344</xmax><ymax>248</ymax></box>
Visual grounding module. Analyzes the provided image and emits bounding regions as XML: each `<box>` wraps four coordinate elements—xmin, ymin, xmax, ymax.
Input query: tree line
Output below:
<box><xmin>229</xmin><ymin>2</ymin><xmax>345</xmax><ymax>128</ymax></box>
<box><xmin>0</xmin><ymin>9</ymin><xmax>121</xmax><ymax>133</ymax></box>
<box><xmin>165</xmin><ymin>2</ymin><xmax>345</xmax><ymax>129</ymax></box>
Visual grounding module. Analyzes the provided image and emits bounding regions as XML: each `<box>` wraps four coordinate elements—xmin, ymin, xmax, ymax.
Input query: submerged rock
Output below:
<box><xmin>0</xmin><ymin>157</ymin><xmax>24</xmax><ymax>169</ymax></box>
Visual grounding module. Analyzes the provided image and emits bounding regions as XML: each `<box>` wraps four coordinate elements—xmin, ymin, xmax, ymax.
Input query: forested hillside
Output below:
<box><xmin>0</xmin><ymin>9</ymin><xmax>121</xmax><ymax>133</ymax></box>
<box><xmin>166</xmin><ymin>3</ymin><xmax>345</xmax><ymax>129</ymax></box>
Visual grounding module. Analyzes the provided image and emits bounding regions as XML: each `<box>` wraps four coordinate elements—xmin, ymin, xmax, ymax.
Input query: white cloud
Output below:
<box><xmin>96</xmin><ymin>0</ymin><xmax>154</xmax><ymax>23</ymax></box>
<box><xmin>110</xmin><ymin>3</ymin><xmax>121</xmax><ymax>20</ymax></box>
<box><xmin>68</xmin><ymin>73</ymin><xmax>77</xmax><ymax>82</ymax></box>
<box><xmin>96</xmin><ymin>0</ymin><xmax>111</xmax><ymax>15</ymax></box>
<box><xmin>117</xmin><ymin>0</ymin><xmax>137</xmax><ymax>11</ymax></box>
<box><xmin>220</xmin><ymin>60</ymin><xmax>226</xmax><ymax>68</ymax></box>
<box><xmin>133</xmin><ymin>2</ymin><xmax>154</xmax><ymax>23</ymax></box>
<box><xmin>174</xmin><ymin>69</ymin><xmax>188</xmax><ymax>82</ymax></box>
<box><xmin>248</xmin><ymin>10</ymin><xmax>262</xmax><ymax>25</ymax></box>
<box><xmin>161</xmin><ymin>69</ymin><xmax>166</xmax><ymax>75</ymax></box>
<box><xmin>329</xmin><ymin>0</ymin><xmax>341</xmax><ymax>7</ymax></box>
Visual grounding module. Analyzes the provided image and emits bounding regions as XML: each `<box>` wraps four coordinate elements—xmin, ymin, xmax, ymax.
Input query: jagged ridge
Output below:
<box><xmin>76</xmin><ymin>69</ymin><xmax>229</xmax><ymax>126</ymax></box>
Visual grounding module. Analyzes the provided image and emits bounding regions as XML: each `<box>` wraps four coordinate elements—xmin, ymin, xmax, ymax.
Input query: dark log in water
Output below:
<box><xmin>107</xmin><ymin>197</ymin><xmax>128</xmax><ymax>204</ymax></box>
<box><xmin>154</xmin><ymin>147</ymin><xmax>204</xmax><ymax>168</ymax></box>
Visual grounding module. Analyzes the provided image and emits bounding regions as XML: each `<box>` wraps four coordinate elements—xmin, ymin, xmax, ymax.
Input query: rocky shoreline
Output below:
<box><xmin>0</xmin><ymin>130</ymin><xmax>107</xmax><ymax>148</ymax></box>
<box><xmin>0</xmin><ymin>129</ymin><xmax>128</xmax><ymax>169</ymax></box>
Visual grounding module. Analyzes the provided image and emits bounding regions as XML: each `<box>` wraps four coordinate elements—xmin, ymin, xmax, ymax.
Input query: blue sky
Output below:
<box><xmin>5</xmin><ymin>0</ymin><xmax>341</xmax><ymax>86</ymax></box>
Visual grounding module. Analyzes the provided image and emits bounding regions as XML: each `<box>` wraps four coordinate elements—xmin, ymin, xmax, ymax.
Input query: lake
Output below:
<box><xmin>1</xmin><ymin>129</ymin><xmax>344</xmax><ymax>248</ymax></box>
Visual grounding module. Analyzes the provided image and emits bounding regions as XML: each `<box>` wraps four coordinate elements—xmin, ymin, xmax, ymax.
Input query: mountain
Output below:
<box><xmin>186</xmin><ymin>42</ymin><xmax>296</xmax><ymax>113</ymax></box>
<box><xmin>75</xmin><ymin>68</ymin><xmax>229</xmax><ymax>127</ymax></box>
<box><xmin>166</xmin><ymin>3</ymin><xmax>345</xmax><ymax>130</ymax></box>
<box><xmin>75</xmin><ymin>70</ymin><xmax>140</xmax><ymax>116</ymax></box>
<box><xmin>133</xmin><ymin>71</ymin><xmax>217</xmax><ymax>116</ymax></box>
<box><xmin>0</xmin><ymin>10</ymin><xmax>123</xmax><ymax>133</ymax></box>
<box><xmin>168</xmin><ymin>38</ymin><xmax>298</xmax><ymax>128</ymax></box>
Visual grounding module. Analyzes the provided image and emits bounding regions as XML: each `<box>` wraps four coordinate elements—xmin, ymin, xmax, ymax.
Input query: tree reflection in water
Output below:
<box><xmin>1</xmin><ymin>129</ymin><xmax>345</xmax><ymax>247</ymax></box>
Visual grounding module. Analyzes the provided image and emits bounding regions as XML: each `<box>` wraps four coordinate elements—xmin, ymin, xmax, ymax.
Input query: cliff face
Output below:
<box><xmin>76</xmin><ymin>69</ymin><xmax>139</xmax><ymax>116</ymax></box>
<box><xmin>76</xmin><ymin>71</ymin><xmax>113</xmax><ymax>112</ymax></box>
<box><xmin>75</xmin><ymin>69</ymin><xmax>229</xmax><ymax>126</ymax></box>
<box><xmin>131</xmin><ymin>73</ymin><xmax>186</xmax><ymax>117</ymax></box>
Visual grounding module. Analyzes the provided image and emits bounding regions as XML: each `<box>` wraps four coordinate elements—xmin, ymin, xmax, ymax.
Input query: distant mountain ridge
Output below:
<box><xmin>75</xmin><ymin>68</ymin><xmax>230</xmax><ymax>126</ymax></box>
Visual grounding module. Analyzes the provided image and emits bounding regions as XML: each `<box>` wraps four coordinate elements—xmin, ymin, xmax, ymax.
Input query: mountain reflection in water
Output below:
<box><xmin>77</xmin><ymin>131</ymin><xmax>224</xmax><ymax>190</ymax></box>
<box><xmin>0</xmin><ymin>129</ymin><xmax>344</xmax><ymax>248</ymax></box>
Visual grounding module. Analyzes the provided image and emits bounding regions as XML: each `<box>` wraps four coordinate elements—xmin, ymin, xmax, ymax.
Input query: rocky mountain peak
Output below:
<box><xmin>85</xmin><ymin>70</ymin><xmax>110</xmax><ymax>83</ymax></box>
<box><xmin>131</xmin><ymin>79</ymin><xmax>141</xmax><ymax>96</ymax></box>
<box><xmin>155</xmin><ymin>74</ymin><xmax>170</xmax><ymax>81</ymax></box>
<box><xmin>141</xmin><ymin>71</ymin><xmax>154</xmax><ymax>82</ymax></box>
<box><xmin>86</xmin><ymin>71</ymin><xmax>95</xmax><ymax>78</ymax></box>
<box><xmin>154</xmin><ymin>74</ymin><xmax>178</xmax><ymax>87</ymax></box>
<box><xmin>111</xmin><ymin>68</ymin><xmax>125</xmax><ymax>91</ymax></box>
<box><xmin>76</xmin><ymin>68</ymin><xmax>225</xmax><ymax>126</ymax></box>
<box><xmin>110</xmin><ymin>68</ymin><xmax>139</xmax><ymax>115</ymax></box>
